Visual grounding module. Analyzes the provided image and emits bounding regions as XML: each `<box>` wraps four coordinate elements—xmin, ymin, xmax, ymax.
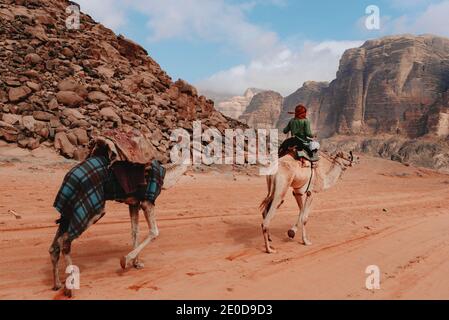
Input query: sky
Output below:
<box><xmin>76</xmin><ymin>0</ymin><xmax>449</xmax><ymax>96</ymax></box>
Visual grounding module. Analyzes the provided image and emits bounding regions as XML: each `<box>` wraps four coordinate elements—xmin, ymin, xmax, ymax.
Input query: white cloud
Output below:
<box><xmin>388</xmin><ymin>0</ymin><xmax>434</xmax><ymax>8</ymax></box>
<box><xmin>76</xmin><ymin>0</ymin><xmax>282</xmax><ymax>57</ymax></box>
<box><xmin>196</xmin><ymin>40</ymin><xmax>363</xmax><ymax>96</ymax></box>
<box><xmin>131</xmin><ymin>0</ymin><xmax>281</xmax><ymax>56</ymax></box>
<box><xmin>76</xmin><ymin>0</ymin><xmax>128</xmax><ymax>30</ymax></box>
<box><xmin>410</xmin><ymin>1</ymin><xmax>449</xmax><ymax>36</ymax></box>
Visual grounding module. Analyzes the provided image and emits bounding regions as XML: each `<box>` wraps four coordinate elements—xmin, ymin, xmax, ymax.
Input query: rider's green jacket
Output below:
<box><xmin>283</xmin><ymin>118</ymin><xmax>314</xmax><ymax>141</ymax></box>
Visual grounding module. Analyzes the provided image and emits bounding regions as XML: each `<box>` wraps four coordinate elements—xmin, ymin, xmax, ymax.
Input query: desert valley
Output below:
<box><xmin>0</xmin><ymin>0</ymin><xmax>449</xmax><ymax>300</ymax></box>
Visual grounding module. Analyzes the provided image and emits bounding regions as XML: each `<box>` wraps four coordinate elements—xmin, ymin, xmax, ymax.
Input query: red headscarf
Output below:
<box><xmin>288</xmin><ymin>104</ymin><xmax>307</xmax><ymax>119</ymax></box>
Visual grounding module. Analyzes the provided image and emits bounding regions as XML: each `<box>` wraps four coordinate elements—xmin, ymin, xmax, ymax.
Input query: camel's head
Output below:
<box><xmin>333</xmin><ymin>151</ymin><xmax>355</xmax><ymax>169</ymax></box>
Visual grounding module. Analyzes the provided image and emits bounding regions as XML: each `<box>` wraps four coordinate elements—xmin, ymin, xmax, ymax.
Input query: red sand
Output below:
<box><xmin>1</xmin><ymin>150</ymin><xmax>449</xmax><ymax>299</ymax></box>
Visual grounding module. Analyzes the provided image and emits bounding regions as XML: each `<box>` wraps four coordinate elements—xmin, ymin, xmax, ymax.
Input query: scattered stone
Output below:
<box><xmin>24</xmin><ymin>53</ymin><xmax>42</xmax><ymax>65</ymax></box>
<box><xmin>8</xmin><ymin>86</ymin><xmax>32</xmax><ymax>103</ymax></box>
<box><xmin>56</xmin><ymin>91</ymin><xmax>84</xmax><ymax>107</ymax></box>
<box><xmin>54</xmin><ymin>132</ymin><xmax>76</xmax><ymax>158</ymax></box>
<box><xmin>100</xmin><ymin>107</ymin><xmax>121</xmax><ymax>124</ymax></box>
<box><xmin>88</xmin><ymin>91</ymin><xmax>109</xmax><ymax>103</ymax></box>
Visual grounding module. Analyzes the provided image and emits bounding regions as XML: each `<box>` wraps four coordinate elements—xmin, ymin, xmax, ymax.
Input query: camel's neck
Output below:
<box><xmin>162</xmin><ymin>163</ymin><xmax>188</xmax><ymax>190</ymax></box>
<box><xmin>318</xmin><ymin>156</ymin><xmax>346</xmax><ymax>190</ymax></box>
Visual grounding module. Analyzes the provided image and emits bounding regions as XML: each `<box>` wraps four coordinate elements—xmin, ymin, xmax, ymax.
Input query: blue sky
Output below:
<box><xmin>77</xmin><ymin>0</ymin><xmax>449</xmax><ymax>95</ymax></box>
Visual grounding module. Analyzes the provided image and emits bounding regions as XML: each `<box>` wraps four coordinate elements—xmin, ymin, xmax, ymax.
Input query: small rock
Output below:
<box><xmin>2</xmin><ymin>114</ymin><xmax>22</xmax><ymax>125</ymax></box>
<box><xmin>62</xmin><ymin>108</ymin><xmax>85</xmax><ymax>120</ymax></box>
<box><xmin>26</xmin><ymin>81</ymin><xmax>41</xmax><ymax>91</ymax></box>
<box><xmin>88</xmin><ymin>91</ymin><xmax>109</xmax><ymax>103</ymax></box>
<box><xmin>100</xmin><ymin>107</ymin><xmax>121</xmax><ymax>124</ymax></box>
<box><xmin>8</xmin><ymin>86</ymin><xmax>32</xmax><ymax>103</ymax></box>
<box><xmin>56</xmin><ymin>91</ymin><xmax>84</xmax><ymax>107</ymax></box>
<box><xmin>54</xmin><ymin>132</ymin><xmax>76</xmax><ymax>158</ymax></box>
<box><xmin>32</xmin><ymin>111</ymin><xmax>53</xmax><ymax>121</ymax></box>
<box><xmin>24</xmin><ymin>53</ymin><xmax>42</xmax><ymax>65</ymax></box>
<box><xmin>22</xmin><ymin>116</ymin><xmax>36</xmax><ymax>131</ymax></box>
<box><xmin>73</xmin><ymin>128</ymin><xmax>89</xmax><ymax>145</ymax></box>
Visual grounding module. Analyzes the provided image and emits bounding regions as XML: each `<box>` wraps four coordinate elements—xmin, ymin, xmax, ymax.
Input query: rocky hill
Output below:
<box><xmin>239</xmin><ymin>90</ymin><xmax>283</xmax><ymax>129</ymax></box>
<box><xmin>214</xmin><ymin>88</ymin><xmax>264</xmax><ymax>120</ymax></box>
<box><xmin>0</xmin><ymin>0</ymin><xmax>242</xmax><ymax>162</ymax></box>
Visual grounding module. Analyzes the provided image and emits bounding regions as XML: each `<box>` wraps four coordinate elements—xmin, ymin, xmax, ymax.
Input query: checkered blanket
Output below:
<box><xmin>54</xmin><ymin>157</ymin><xmax>166</xmax><ymax>240</ymax></box>
<box><xmin>145</xmin><ymin>160</ymin><xmax>166</xmax><ymax>203</ymax></box>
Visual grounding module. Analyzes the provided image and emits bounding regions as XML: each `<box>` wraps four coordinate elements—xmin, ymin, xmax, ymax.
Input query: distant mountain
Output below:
<box><xmin>239</xmin><ymin>90</ymin><xmax>283</xmax><ymax>129</ymax></box>
<box><xmin>212</xmin><ymin>88</ymin><xmax>264</xmax><ymax>120</ymax></box>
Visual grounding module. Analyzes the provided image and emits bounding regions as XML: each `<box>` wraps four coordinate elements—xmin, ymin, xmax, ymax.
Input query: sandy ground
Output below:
<box><xmin>0</xmin><ymin>145</ymin><xmax>449</xmax><ymax>300</ymax></box>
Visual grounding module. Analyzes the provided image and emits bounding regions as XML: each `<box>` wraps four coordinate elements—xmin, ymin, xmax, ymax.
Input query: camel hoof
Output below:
<box><xmin>133</xmin><ymin>261</ymin><xmax>145</xmax><ymax>269</ymax></box>
<box><xmin>266</xmin><ymin>248</ymin><xmax>277</xmax><ymax>254</ymax></box>
<box><xmin>63</xmin><ymin>287</ymin><xmax>73</xmax><ymax>298</ymax></box>
<box><xmin>303</xmin><ymin>240</ymin><xmax>312</xmax><ymax>246</ymax></box>
<box><xmin>52</xmin><ymin>284</ymin><xmax>62</xmax><ymax>291</ymax></box>
<box><xmin>287</xmin><ymin>229</ymin><xmax>296</xmax><ymax>239</ymax></box>
<box><xmin>120</xmin><ymin>256</ymin><xmax>128</xmax><ymax>270</ymax></box>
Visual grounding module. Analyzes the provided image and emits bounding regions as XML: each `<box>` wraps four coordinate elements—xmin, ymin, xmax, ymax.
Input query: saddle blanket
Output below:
<box><xmin>54</xmin><ymin>157</ymin><xmax>166</xmax><ymax>240</ymax></box>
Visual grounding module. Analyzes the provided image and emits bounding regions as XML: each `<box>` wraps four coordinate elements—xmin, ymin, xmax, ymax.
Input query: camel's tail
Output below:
<box><xmin>259</xmin><ymin>175</ymin><xmax>276</xmax><ymax>217</ymax></box>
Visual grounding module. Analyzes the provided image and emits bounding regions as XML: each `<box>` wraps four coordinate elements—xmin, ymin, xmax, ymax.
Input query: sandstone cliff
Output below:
<box><xmin>314</xmin><ymin>34</ymin><xmax>449</xmax><ymax>138</ymax></box>
<box><xmin>0</xmin><ymin>0</ymin><xmax>242</xmax><ymax>162</ymax></box>
<box><xmin>239</xmin><ymin>90</ymin><xmax>283</xmax><ymax>129</ymax></box>
<box><xmin>214</xmin><ymin>88</ymin><xmax>263</xmax><ymax>120</ymax></box>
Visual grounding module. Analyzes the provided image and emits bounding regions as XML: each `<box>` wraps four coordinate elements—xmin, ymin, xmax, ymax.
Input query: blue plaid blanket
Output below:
<box><xmin>54</xmin><ymin>157</ymin><xmax>166</xmax><ymax>240</ymax></box>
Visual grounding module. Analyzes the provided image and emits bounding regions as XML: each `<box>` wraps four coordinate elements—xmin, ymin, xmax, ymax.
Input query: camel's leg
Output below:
<box><xmin>301</xmin><ymin>194</ymin><xmax>314</xmax><ymax>245</ymax></box>
<box><xmin>288</xmin><ymin>190</ymin><xmax>304</xmax><ymax>240</ymax></box>
<box><xmin>129</xmin><ymin>204</ymin><xmax>144</xmax><ymax>269</ymax></box>
<box><xmin>121</xmin><ymin>201</ymin><xmax>158</xmax><ymax>269</ymax></box>
<box><xmin>289</xmin><ymin>191</ymin><xmax>313</xmax><ymax>245</ymax></box>
<box><xmin>49</xmin><ymin>227</ymin><xmax>63</xmax><ymax>291</ymax></box>
<box><xmin>61</xmin><ymin>234</ymin><xmax>74</xmax><ymax>298</ymax></box>
<box><xmin>262</xmin><ymin>183</ymin><xmax>289</xmax><ymax>254</ymax></box>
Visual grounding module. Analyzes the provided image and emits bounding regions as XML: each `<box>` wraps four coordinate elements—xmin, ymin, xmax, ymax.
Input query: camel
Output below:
<box><xmin>260</xmin><ymin>151</ymin><xmax>354</xmax><ymax>253</ymax></box>
<box><xmin>49</xmin><ymin>161</ymin><xmax>188</xmax><ymax>297</ymax></box>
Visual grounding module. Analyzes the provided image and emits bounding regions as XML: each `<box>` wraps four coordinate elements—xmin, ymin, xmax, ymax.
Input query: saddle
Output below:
<box><xmin>89</xmin><ymin>127</ymin><xmax>160</xmax><ymax>196</ymax></box>
<box><xmin>279</xmin><ymin>137</ymin><xmax>320</xmax><ymax>163</ymax></box>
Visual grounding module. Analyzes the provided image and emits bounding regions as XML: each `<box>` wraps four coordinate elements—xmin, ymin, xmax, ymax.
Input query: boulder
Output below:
<box><xmin>8</xmin><ymin>86</ymin><xmax>32</xmax><ymax>103</ymax></box>
<box><xmin>56</xmin><ymin>91</ymin><xmax>84</xmax><ymax>107</ymax></box>
<box><xmin>54</xmin><ymin>132</ymin><xmax>76</xmax><ymax>157</ymax></box>
<box><xmin>100</xmin><ymin>107</ymin><xmax>121</xmax><ymax>124</ymax></box>
<box><xmin>2</xmin><ymin>114</ymin><xmax>22</xmax><ymax>125</ymax></box>
<box><xmin>88</xmin><ymin>91</ymin><xmax>109</xmax><ymax>103</ymax></box>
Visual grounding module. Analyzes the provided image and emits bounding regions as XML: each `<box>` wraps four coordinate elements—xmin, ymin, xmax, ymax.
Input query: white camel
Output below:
<box><xmin>260</xmin><ymin>151</ymin><xmax>353</xmax><ymax>253</ymax></box>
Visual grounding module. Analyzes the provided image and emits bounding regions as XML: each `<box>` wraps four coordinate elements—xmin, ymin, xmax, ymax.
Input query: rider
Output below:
<box><xmin>279</xmin><ymin>104</ymin><xmax>319</xmax><ymax>161</ymax></box>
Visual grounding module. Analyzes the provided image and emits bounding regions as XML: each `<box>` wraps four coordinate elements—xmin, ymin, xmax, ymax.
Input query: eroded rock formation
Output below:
<box><xmin>239</xmin><ymin>90</ymin><xmax>283</xmax><ymax>129</ymax></box>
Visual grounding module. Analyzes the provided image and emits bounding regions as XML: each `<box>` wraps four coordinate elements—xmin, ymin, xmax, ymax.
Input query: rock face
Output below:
<box><xmin>0</xmin><ymin>0</ymin><xmax>242</xmax><ymax>161</ymax></box>
<box><xmin>291</xmin><ymin>35</ymin><xmax>449</xmax><ymax>139</ymax></box>
<box><xmin>239</xmin><ymin>91</ymin><xmax>283</xmax><ymax>129</ymax></box>
<box><xmin>215</xmin><ymin>88</ymin><xmax>263</xmax><ymax>120</ymax></box>
<box><xmin>321</xmin><ymin>135</ymin><xmax>449</xmax><ymax>173</ymax></box>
